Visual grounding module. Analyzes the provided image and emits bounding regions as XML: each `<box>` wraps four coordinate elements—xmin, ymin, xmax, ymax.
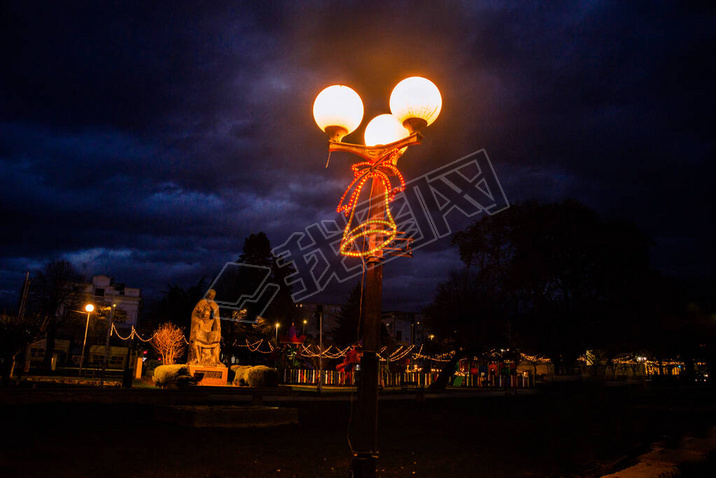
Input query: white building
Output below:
<box><xmin>82</xmin><ymin>275</ymin><xmax>142</xmax><ymax>329</ymax></box>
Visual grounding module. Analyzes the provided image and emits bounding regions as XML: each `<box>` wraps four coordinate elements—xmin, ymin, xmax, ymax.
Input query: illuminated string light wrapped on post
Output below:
<box><xmin>314</xmin><ymin>79</ymin><xmax>441</xmax><ymax>258</ymax></box>
<box><xmin>337</xmin><ymin>148</ymin><xmax>406</xmax><ymax>257</ymax></box>
<box><xmin>330</xmin><ymin>113</ymin><xmax>412</xmax><ymax>257</ymax></box>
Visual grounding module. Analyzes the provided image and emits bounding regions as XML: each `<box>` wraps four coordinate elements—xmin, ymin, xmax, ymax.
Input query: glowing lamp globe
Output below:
<box><xmin>389</xmin><ymin>77</ymin><xmax>442</xmax><ymax>132</ymax></box>
<box><xmin>313</xmin><ymin>85</ymin><xmax>364</xmax><ymax>141</ymax></box>
<box><xmin>364</xmin><ymin>114</ymin><xmax>410</xmax><ymax>147</ymax></box>
<box><xmin>85</xmin><ymin>304</ymin><xmax>94</xmax><ymax>313</ymax></box>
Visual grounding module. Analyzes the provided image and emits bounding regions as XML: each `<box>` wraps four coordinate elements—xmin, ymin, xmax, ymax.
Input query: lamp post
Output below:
<box><xmin>302</xmin><ymin>319</ymin><xmax>307</xmax><ymax>336</ymax></box>
<box><xmin>313</xmin><ymin>77</ymin><xmax>441</xmax><ymax>477</ymax></box>
<box><xmin>100</xmin><ymin>303</ymin><xmax>116</xmax><ymax>386</ymax></box>
<box><xmin>275</xmin><ymin>322</ymin><xmax>280</xmax><ymax>344</ymax></box>
<box><xmin>79</xmin><ymin>303</ymin><xmax>94</xmax><ymax>377</ymax></box>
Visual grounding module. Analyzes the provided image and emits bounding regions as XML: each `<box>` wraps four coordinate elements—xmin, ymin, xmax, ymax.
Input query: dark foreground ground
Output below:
<box><xmin>0</xmin><ymin>382</ymin><xmax>714</xmax><ymax>477</ymax></box>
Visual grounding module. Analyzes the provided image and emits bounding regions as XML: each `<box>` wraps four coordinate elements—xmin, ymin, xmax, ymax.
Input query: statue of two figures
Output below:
<box><xmin>189</xmin><ymin>289</ymin><xmax>223</xmax><ymax>367</ymax></box>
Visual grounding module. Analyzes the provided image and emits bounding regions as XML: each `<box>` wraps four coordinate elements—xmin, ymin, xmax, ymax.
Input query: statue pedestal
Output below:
<box><xmin>188</xmin><ymin>364</ymin><xmax>228</xmax><ymax>386</ymax></box>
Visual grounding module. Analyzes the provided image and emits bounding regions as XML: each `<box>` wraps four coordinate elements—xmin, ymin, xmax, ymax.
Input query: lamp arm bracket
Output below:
<box><xmin>328</xmin><ymin>132</ymin><xmax>423</xmax><ymax>162</ymax></box>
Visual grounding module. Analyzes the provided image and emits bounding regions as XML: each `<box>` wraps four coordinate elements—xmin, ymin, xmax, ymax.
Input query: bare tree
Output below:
<box><xmin>0</xmin><ymin>313</ymin><xmax>46</xmax><ymax>386</ymax></box>
<box><xmin>27</xmin><ymin>259</ymin><xmax>84</xmax><ymax>370</ymax></box>
<box><xmin>151</xmin><ymin>322</ymin><xmax>186</xmax><ymax>365</ymax></box>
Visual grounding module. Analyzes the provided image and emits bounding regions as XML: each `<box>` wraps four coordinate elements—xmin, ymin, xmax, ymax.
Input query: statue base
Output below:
<box><xmin>188</xmin><ymin>364</ymin><xmax>228</xmax><ymax>386</ymax></box>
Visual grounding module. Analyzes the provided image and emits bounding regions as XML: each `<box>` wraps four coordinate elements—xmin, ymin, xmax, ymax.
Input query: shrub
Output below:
<box><xmin>153</xmin><ymin>364</ymin><xmax>195</xmax><ymax>388</ymax></box>
<box><xmin>246</xmin><ymin>365</ymin><xmax>279</xmax><ymax>387</ymax></box>
<box><xmin>230</xmin><ymin>365</ymin><xmax>279</xmax><ymax>387</ymax></box>
<box><xmin>151</xmin><ymin>322</ymin><xmax>186</xmax><ymax>365</ymax></box>
<box><xmin>230</xmin><ymin>365</ymin><xmax>253</xmax><ymax>386</ymax></box>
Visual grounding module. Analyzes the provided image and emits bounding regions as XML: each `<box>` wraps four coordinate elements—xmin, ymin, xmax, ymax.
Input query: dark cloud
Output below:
<box><xmin>1</xmin><ymin>1</ymin><xmax>713</xmax><ymax>310</ymax></box>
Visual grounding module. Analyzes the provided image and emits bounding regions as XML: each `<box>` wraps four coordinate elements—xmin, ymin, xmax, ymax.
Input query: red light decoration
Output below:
<box><xmin>337</xmin><ymin>150</ymin><xmax>405</xmax><ymax>257</ymax></box>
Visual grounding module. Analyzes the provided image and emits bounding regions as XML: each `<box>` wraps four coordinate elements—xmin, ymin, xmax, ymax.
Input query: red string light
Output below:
<box><xmin>336</xmin><ymin>150</ymin><xmax>405</xmax><ymax>257</ymax></box>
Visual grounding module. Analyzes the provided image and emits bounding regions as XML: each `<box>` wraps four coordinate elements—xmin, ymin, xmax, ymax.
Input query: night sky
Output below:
<box><xmin>1</xmin><ymin>1</ymin><xmax>713</xmax><ymax>312</ymax></box>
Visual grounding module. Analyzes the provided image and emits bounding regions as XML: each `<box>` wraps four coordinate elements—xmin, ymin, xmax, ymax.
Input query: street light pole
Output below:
<box><xmin>101</xmin><ymin>303</ymin><xmax>115</xmax><ymax>386</ymax></box>
<box><xmin>312</xmin><ymin>77</ymin><xmax>442</xmax><ymax>478</ymax></box>
<box><xmin>351</xmin><ymin>173</ymin><xmax>386</xmax><ymax>474</ymax></box>
<box><xmin>79</xmin><ymin>303</ymin><xmax>94</xmax><ymax>377</ymax></box>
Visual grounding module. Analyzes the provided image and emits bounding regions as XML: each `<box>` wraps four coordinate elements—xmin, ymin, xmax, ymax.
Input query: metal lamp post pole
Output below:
<box><xmin>324</xmin><ymin>135</ymin><xmax>424</xmax><ymax>478</ymax></box>
<box><xmin>79</xmin><ymin>309</ymin><xmax>92</xmax><ymax>377</ymax></box>
<box><xmin>101</xmin><ymin>304</ymin><xmax>115</xmax><ymax>386</ymax></box>
<box><xmin>350</xmin><ymin>178</ymin><xmax>386</xmax><ymax>476</ymax></box>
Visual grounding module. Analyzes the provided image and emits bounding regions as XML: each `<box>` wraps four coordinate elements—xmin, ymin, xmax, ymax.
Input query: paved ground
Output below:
<box><xmin>0</xmin><ymin>382</ymin><xmax>714</xmax><ymax>477</ymax></box>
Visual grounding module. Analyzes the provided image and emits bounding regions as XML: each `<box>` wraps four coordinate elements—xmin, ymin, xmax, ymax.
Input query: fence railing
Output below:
<box><xmin>282</xmin><ymin>369</ymin><xmax>533</xmax><ymax>388</ymax></box>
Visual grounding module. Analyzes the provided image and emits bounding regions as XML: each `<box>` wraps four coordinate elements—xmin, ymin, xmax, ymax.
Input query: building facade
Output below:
<box><xmin>295</xmin><ymin>302</ymin><xmax>341</xmax><ymax>341</ymax></box>
<box><xmin>381</xmin><ymin>311</ymin><xmax>425</xmax><ymax>346</ymax></box>
<box><xmin>82</xmin><ymin>275</ymin><xmax>142</xmax><ymax>329</ymax></box>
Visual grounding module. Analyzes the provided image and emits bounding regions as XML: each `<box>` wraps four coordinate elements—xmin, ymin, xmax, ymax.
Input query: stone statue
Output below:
<box><xmin>189</xmin><ymin>289</ymin><xmax>222</xmax><ymax>366</ymax></box>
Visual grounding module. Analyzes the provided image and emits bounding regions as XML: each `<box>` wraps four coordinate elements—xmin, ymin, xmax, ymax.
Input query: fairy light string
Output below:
<box><xmin>108</xmin><ymin>327</ymin><xmax>591</xmax><ymax>366</ymax></box>
<box><xmin>106</xmin><ymin>326</ymin><xmax>692</xmax><ymax>378</ymax></box>
<box><xmin>105</xmin><ymin>328</ymin><xmax>689</xmax><ymax>374</ymax></box>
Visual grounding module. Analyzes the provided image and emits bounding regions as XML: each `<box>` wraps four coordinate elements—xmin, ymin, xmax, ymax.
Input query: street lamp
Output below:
<box><xmin>313</xmin><ymin>84</ymin><xmax>364</xmax><ymax>141</ymax></box>
<box><xmin>101</xmin><ymin>303</ymin><xmax>116</xmax><ymax>386</ymax></box>
<box><xmin>79</xmin><ymin>303</ymin><xmax>94</xmax><ymax>377</ymax></box>
<box><xmin>302</xmin><ymin>319</ymin><xmax>308</xmax><ymax>336</ymax></box>
<box><xmin>313</xmin><ymin>76</ymin><xmax>441</xmax><ymax>477</ymax></box>
<box><xmin>275</xmin><ymin>322</ymin><xmax>280</xmax><ymax>343</ymax></box>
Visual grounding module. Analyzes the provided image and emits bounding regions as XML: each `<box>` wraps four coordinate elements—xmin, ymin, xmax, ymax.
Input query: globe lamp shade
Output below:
<box><xmin>85</xmin><ymin>304</ymin><xmax>95</xmax><ymax>313</ymax></box>
<box><xmin>364</xmin><ymin>114</ymin><xmax>410</xmax><ymax>147</ymax></box>
<box><xmin>313</xmin><ymin>85</ymin><xmax>364</xmax><ymax>141</ymax></box>
<box><xmin>389</xmin><ymin>77</ymin><xmax>442</xmax><ymax>132</ymax></box>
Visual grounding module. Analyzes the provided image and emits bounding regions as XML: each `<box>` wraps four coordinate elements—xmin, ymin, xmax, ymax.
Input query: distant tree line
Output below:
<box><xmin>424</xmin><ymin>200</ymin><xmax>715</xmax><ymax>387</ymax></box>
